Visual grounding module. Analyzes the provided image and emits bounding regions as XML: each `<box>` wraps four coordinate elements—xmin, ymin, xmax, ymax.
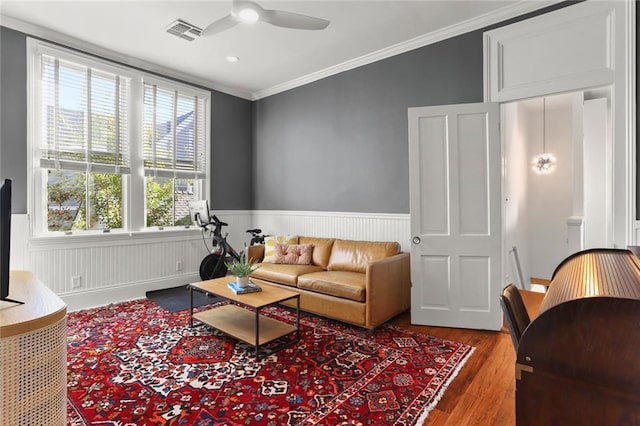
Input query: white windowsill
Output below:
<box><xmin>29</xmin><ymin>227</ymin><xmax>206</xmax><ymax>249</ymax></box>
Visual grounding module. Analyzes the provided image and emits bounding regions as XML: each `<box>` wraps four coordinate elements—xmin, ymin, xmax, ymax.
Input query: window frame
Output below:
<box><xmin>27</xmin><ymin>39</ymin><xmax>211</xmax><ymax>238</ymax></box>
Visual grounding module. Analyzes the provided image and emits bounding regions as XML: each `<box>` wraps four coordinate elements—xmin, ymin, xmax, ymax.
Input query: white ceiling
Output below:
<box><xmin>0</xmin><ymin>1</ymin><xmax>555</xmax><ymax>100</ymax></box>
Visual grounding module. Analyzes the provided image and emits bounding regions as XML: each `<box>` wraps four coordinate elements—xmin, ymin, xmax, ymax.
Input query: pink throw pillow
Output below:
<box><xmin>273</xmin><ymin>243</ymin><xmax>313</xmax><ymax>265</ymax></box>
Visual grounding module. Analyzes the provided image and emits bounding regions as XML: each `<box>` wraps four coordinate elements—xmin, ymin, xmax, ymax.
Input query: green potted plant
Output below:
<box><xmin>225</xmin><ymin>252</ymin><xmax>260</xmax><ymax>288</ymax></box>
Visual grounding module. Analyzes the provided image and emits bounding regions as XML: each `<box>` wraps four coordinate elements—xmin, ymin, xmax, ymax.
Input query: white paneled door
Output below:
<box><xmin>408</xmin><ymin>103</ymin><xmax>501</xmax><ymax>330</ymax></box>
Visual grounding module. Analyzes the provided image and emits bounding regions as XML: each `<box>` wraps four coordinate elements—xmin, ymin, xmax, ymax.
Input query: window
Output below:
<box><xmin>29</xmin><ymin>40</ymin><xmax>210</xmax><ymax>235</ymax></box>
<box><xmin>38</xmin><ymin>53</ymin><xmax>129</xmax><ymax>232</ymax></box>
<box><xmin>142</xmin><ymin>81</ymin><xmax>207</xmax><ymax>227</ymax></box>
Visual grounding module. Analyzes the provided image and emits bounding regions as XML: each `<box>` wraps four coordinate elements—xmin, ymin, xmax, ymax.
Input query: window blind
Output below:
<box><xmin>143</xmin><ymin>83</ymin><xmax>206</xmax><ymax>179</ymax></box>
<box><xmin>39</xmin><ymin>54</ymin><xmax>130</xmax><ymax>174</ymax></box>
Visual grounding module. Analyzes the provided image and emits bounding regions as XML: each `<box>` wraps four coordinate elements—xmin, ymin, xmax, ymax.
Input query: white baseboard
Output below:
<box><xmin>61</xmin><ymin>273</ymin><xmax>199</xmax><ymax>312</ymax></box>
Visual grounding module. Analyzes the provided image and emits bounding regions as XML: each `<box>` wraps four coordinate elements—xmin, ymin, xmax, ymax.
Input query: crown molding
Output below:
<box><xmin>2</xmin><ymin>1</ymin><xmax>564</xmax><ymax>102</ymax></box>
<box><xmin>0</xmin><ymin>14</ymin><xmax>254</xmax><ymax>100</ymax></box>
<box><xmin>251</xmin><ymin>0</ymin><xmax>564</xmax><ymax>100</ymax></box>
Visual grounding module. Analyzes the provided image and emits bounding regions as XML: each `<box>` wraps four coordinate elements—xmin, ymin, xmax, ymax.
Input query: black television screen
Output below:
<box><xmin>0</xmin><ymin>178</ymin><xmax>20</xmax><ymax>304</ymax></box>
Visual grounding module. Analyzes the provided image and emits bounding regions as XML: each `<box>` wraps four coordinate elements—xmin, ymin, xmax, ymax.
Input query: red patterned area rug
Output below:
<box><xmin>67</xmin><ymin>299</ymin><xmax>474</xmax><ymax>425</ymax></box>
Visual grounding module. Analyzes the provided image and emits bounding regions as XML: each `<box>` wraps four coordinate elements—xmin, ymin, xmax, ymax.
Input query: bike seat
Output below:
<box><xmin>246</xmin><ymin>228</ymin><xmax>262</xmax><ymax>234</ymax></box>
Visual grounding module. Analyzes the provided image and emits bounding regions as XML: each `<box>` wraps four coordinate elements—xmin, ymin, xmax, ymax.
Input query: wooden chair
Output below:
<box><xmin>500</xmin><ymin>283</ymin><xmax>530</xmax><ymax>350</ymax></box>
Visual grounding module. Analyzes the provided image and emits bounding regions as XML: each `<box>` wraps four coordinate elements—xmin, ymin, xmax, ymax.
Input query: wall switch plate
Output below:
<box><xmin>71</xmin><ymin>275</ymin><xmax>82</xmax><ymax>288</ymax></box>
<box><xmin>176</xmin><ymin>261</ymin><xmax>183</xmax><ymax>271</ymax></box>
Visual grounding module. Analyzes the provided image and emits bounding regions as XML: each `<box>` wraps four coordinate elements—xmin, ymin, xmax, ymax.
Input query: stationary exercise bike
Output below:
<box><xmin>196</xmin><ymin>213</ymin><xmax>266</xmax><ymax>280</ymax></box>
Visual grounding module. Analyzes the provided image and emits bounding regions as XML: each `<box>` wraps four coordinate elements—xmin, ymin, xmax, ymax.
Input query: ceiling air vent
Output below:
<box><xmin>165</xmin><ymin>19</ymin><xmax>202</xmax><ymax>41</ymax></box>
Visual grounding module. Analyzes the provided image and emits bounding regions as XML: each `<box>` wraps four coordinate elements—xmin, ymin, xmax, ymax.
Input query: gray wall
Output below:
<box><xmin>0</xmin><ymin>27</ymin><xmax>28</xmax><ymax>213</ymax></box>
<box><xmin>210</xmin><ymin>90</ymin><xmax>253</xmax><ymax>210</ymax></box>
<box><xmin>251</xmin><ymin>2</ymin><xmax>579</xmax><ymax>214</ymax></box>
<box><xmin>252</xmin><ymin>31</ymin><xmax>483</xmax><ymax>214</ymax></box>
<box><xmin>0</xmin><ymin>26</ymin><xmax>253</xmax><ymax>214</ymax></box>
<box><xmin>637</xmin><ymin>3</ymin><xmax>639</xmax><ymax>220</ymax></box>
<box><xmin>1</xmin><ymin>1</ymin><xmax>625</xmax><ymax>218</ymax></box>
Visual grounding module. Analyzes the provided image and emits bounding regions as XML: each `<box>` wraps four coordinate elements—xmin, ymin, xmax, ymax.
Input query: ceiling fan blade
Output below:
<box><xmin>201</xmin><ymin>14</ymin><xmax>239</xmax><ymax>36</ymax></box>
<box><xmin>261</xmin><ymin>9</ymin><xmax>330</xmax><ymax>30</ymax></box>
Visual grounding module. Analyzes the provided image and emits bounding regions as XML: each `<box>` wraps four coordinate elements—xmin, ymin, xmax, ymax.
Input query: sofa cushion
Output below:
<box><xmin>250</xmin><ymin>263</ymin><xmax>323</xmax><ymax>287</ymax></box>
<box><xmin>297</xmin><ymin>271</ymin><xmax>366</xmax><ymax>302</ymax></box>
<box><xmin>327</xmin><ymin>239</ymin><xmax>401</xmax><ymax>273</ymax></box>
<box><xmin>273</xmin><ymin>243</ymin><xmax>313</xmax><ymax>265</ymax></box>
<box><xmin>298</xmin><ymin>236</ymin><xmax>335</xmax><ymax>269</ymax></box>
<box><xmin>263</xmin><ymin>235</ymin><xmax>298</xmax><ymax>263</ymax></box>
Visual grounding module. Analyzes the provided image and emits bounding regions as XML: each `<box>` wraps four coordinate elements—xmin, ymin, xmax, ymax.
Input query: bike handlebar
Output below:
<box><xmin>201</xmin><ymin>215</ymin><xmax>265</xmax><ymax>244</ymax></box>
<box><xmin>211</xmin><ymin>215</ymin><xmax>228</xmax><ymax>227</ymax></box>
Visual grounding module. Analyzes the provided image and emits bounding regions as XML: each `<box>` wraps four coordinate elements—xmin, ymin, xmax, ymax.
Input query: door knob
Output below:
<box><xmin>412</xmin><ymin>236</ymin><xmax>421</xmax><ymax>245</ymax></box>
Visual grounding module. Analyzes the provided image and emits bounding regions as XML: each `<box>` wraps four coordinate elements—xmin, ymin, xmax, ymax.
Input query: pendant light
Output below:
<box><xmin>532</xmin><ymin>97</ymin><xmax>557</xmax><ymax>174</ymax></box>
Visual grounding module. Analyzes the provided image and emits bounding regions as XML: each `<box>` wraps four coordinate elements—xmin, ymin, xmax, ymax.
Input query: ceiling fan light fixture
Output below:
<box><xmin>236</xmin><ymin>8</ymin><xmax>260</xmax><ymax>23</ymax></box>
<box><xmin>201</xmin><ymin>0</ymin><xmax>330</xmax><ymax>36</ymax></box>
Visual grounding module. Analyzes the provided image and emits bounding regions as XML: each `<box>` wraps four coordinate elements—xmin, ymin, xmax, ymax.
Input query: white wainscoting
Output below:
<box><xmin>634</xmin><ymin>221</ymin><xmax>640</xmax><ymax>246</ymax></box>
<box><xmin>566</xmin><ymin>216</ymin><xmax>584</xmax><ymax>254</ymax></box>
<box><xmin>9</xmin><ymin>214</ymin><xmax>30</xmax><ymax>271</ymax></box>
<box><xmin>252</xmin><ymin>210</ymin><xmax>411</xmax><ymax>252</ymax></box>
<box><xmin>10</xmin><ymin>211</ymin><xmax>409</xmax><ymax>311</ymax></box>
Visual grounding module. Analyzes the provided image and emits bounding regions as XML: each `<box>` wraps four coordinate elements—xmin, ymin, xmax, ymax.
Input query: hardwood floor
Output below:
<box><xmin>389</xmin><ymin>290</ymin><xmax>544</xmax><ymax>426</ymax></box>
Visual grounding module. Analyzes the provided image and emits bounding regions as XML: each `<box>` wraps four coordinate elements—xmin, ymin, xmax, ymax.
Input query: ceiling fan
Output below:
<box><xmin>202</xmin><ymin>0</ymin><xmax>330</xmax><ymax>36</ymax></box>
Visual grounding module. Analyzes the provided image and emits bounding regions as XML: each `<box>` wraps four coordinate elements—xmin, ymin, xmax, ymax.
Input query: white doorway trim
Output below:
<box><xmin>484</xmin><ymin>1</ymin><xmax>635</xmax><ymax>262</ymax></box>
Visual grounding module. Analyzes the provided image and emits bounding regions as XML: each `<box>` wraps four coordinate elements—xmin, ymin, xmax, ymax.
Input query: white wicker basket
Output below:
<box><xmin>1</xmin><ymin>315</ymin><xmax>67</xmax><ymax>425</ymax></box>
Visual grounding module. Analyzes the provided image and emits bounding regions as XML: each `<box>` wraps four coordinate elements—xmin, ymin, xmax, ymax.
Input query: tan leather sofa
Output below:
<box><xmin>246</xmin><ymin>236</ymin><xmax>410</xmax><ymax>329</ymax></box>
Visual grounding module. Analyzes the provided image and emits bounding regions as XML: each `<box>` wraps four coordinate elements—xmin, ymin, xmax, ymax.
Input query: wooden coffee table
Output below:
<box><xmin>188</xmin><ymin>277</ymin><xmax>300</xmax><ymax>360</ymax></box>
